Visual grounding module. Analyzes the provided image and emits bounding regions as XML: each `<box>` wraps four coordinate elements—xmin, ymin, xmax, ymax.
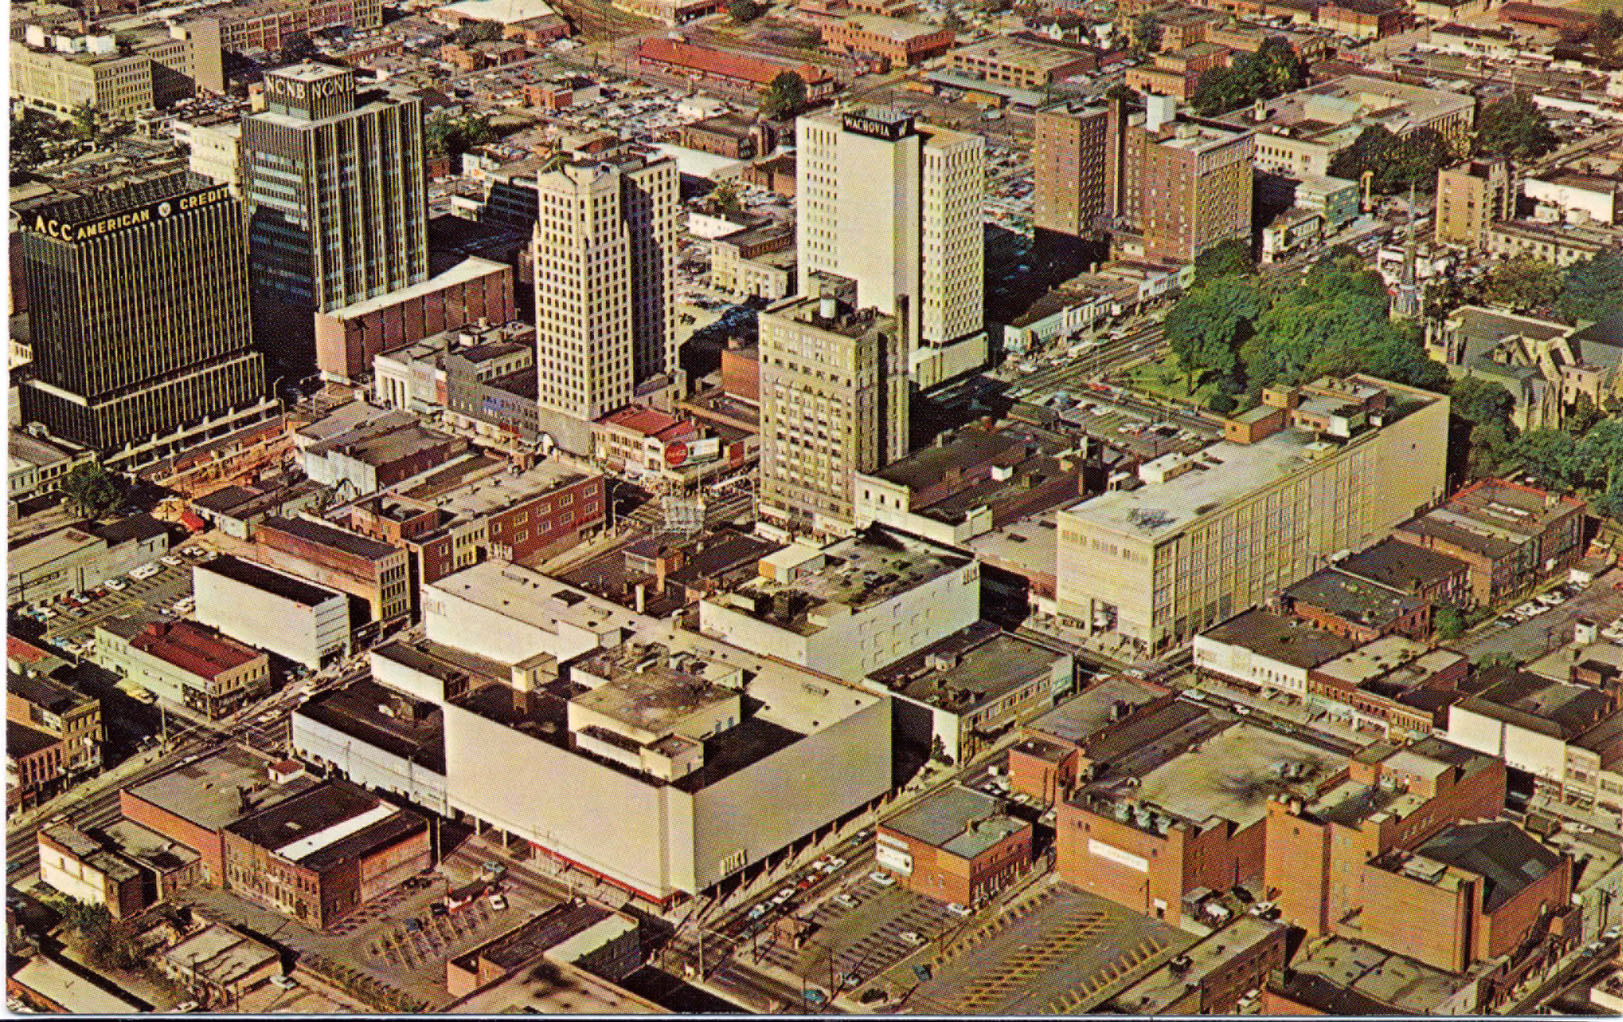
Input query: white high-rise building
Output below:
<box><xmin>795</xmin><ymin>108</ymin><xmax>985</xmax><ymax>384</ymax></box>
<box><xmin>530</xmin><ymin>151</ymin><xmax>678</xmax><ymax>451</ymax></box>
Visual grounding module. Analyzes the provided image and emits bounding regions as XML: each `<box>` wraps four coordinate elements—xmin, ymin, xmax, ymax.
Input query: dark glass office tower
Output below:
<box><xmin>18</xmin><ymin>171</ymin><xmax>267</xmax><ymax>455</ymax></box>
<box><xmin>241</xmin><ymin>63</ymin><xmax>429</xmax><ymax>373</ymax></box>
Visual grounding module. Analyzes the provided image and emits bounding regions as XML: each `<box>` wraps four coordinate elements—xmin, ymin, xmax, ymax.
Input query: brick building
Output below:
<box><xmin>876</xmin><ymin>785</ymin><xmax>1033</xmax><ymax>905</ymax></box>
<box><xmin>36</xmin><ymin>825</ymin><xmax>146</xmax><ymax>920</ymax></box>
<box><xmin>254</xmin><ymin>516</ymin><xmax>412</xmax><ymax>628</ymax></box>
<box><xmin>8</xmin><ymin>722</ymin><xmax>64</xmax><ymax>810</ymax></box>
<box><xmin>1262</xmin><ymin>736</ymin><xmax>1507</xmax><ymax>939</ymax></box>
<box><xmin>220</xmin><ymin>780</ymin><xmax>431</xmax><ymax>929</ymax></box>
<box><xmin>1362</xmin><ymin>822</ymin><xmax>1572</xmax><ymax>973</ymax></box>
<box><xmin>680</xmin><ymin>112</ymin><xmax>764</xmax><ymax>160</ymax></box>
<box><xmin>338</xmin><ymin>455</ymin><xmax>605</xmax><ymax>596</ymax></box>
<box><xmin>1109</xmin><ymin>915</ymin><xmax>1289</xmax><ymax>1015</ymax></box>
<box><xmin>1392</xmin><ymin>478</ymin><xmax>1586</xmax><ymax>607</ymax></box>
<box><xmin>6</xmin><ymin>670</ymin><xmax>102</xmax><ymax>782</ymax></box>
<box><xmin>634</xmin><ymin>39</ymin><xmax>835</xmax><ymax>99</ymax></box>
<box><xmin>1305</xmin><ymin>638</ymin><xmax>1469</xmax><ymax>740</ymax></box>
<box><xmin>313</xmin><ymin>257</ymin><xmax>515</xmax><ymax>382</ymax></box>
<box><xmin>1056</xmin><ymin>701</ymin><xmax>1346</xmax><ymax>925</ymax></box>
<box><xmin>1283</xmin><ymin>567</ymin><xmax>1432</xmax><ymax>643</ymax></box>
<box><xmin>119</xmin><ymin>746</ymin><xmax>322</xmax><ymax>886</ymax></box>
<box><xmin>93</xmin><ymin>618</ymin><xmax>271</xmax><ymax>720</ymax></box>
<box><xmin>210</xmin><ymin>0</ymin><xmax>383</xmax><ymax>52</ymax></box>
<box><xmin>818</xmin><ymin>13</ymin><xmax>956</xmax><ymax>66</ymax></box>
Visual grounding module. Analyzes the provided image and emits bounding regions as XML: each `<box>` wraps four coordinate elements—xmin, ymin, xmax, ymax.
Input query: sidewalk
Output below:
<box><xmin>7</xmin><ymin>744</ymin><xmax>169</xmax><ymax>836</ymax></box>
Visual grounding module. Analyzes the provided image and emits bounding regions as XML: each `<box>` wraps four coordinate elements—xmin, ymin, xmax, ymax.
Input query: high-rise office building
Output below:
<box><xmin>1032</xmin><ymin>93</ymin><xmax>1253</xmax><ymax>266</ymax></box>
<box><xmin>758</xmin><ymin>285</ymin><xmax>909</xmax><ymax>535</ymax></box>
<box><xmin>17</xmin><ymin>172</ymin><xmax>269</xmax><ymax>462</ymax></box>
<box><xmin>795</xmin><ymin>108</ymin><xmax>984</xmax><ymax>382</ymax></box>
<box><xmin>241</xmin><ymin>63</ymin><xmax>428</xmax><ymax>369</ymax></box>
<box><xmin>529</xmin><ymin>150</ymin><xmax>678</xmax><ymax>452</ymax></box>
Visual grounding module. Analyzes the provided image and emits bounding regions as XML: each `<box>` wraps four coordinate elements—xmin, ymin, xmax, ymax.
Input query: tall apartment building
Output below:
<box><xmin>241</xmin><ymin>63</ymin><xmax>428</xmax><ymax>373</ymax></box>
<box><xmin>16</xmin><ymin>172</ymin><xmax>270</xmax><ymax>463</ymax></box>
<box><xmin>796</xmin><ymin>108</ymin><xmax>985</xmax><ymax>384</ymax></box>
<box><xmin>1033</xmin><ymin>93</ymin><xmax>1252</xmax><ymax>266</ymax></box>
<box><xmin>758</xmin><ymin>289</ymin><xmax>909</xmax><ymax>534</ymax></box>
<box><xmin>530</xmin><ymin>150</ymin><xmax>678</xmax><ymax>453</ymax></box>
<box><xmin>1056</xmin><ymin>376</ymin><xmax>1450</xmax><ymax>651</ymax></box>
<box><xmin>1124</xmin><ymin>95</ymin><xmax>1253</xmax><ymax>264</ymax></box>
<box><xmin>10</xmin><ymin>19</ymin><xmax>224</xmax><ymax>119</ymax></box>
<box><xmin>1033</xmin><ymin>102</ymin><xmax>1115</xmax><ymax>255</ymax></box>
<box><xmin>1434</xmin><ymin>160</ymin><xmax>1516</xmax><ymax>249</ymax></box>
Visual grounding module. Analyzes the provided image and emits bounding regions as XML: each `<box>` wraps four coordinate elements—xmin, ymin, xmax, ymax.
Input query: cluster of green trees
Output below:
<box><xmin>1428</xmin><ymin>251</ymin><xmax>1623</xmax><ymax>324</ymax></box>
<box><xmin>727</xmin><ymin>0</ymin><xmax>759</xmax><ymax>22</ymax></box>
<box><xmin>1131</xmin><ymin>12</ymin><xmax>1162</xmax><ymax>53</ymax></box>
<box><xmin>1448</xmin><ymin>375</ymin><xmax>1623</xmax><ymax>517</ymax></box>
<box><xmin>1471</xmin><ymin>94</ymin><xmax>1558</xmax><ymax>161</ymax></box>
<box><xmin>1590</xmin><ymin>8</ymin><xmax>1621</xmax><ymax>56</ymax></box>
<box><xmin>758</xmin><ymin>72</ymin><xmax>807</xmax><ymax>120</ymax></box>
<box><xmin>1328</xmin><ymin>125</ymin><xmax>1455</xmax><ymax>195</ymax></box>
<box><xmin>423</xmin><ymin>112</ymin><xmax>496</xmax><ymax>158</ymax></box>
<box><xmin>1189</xmin><ymin>37</ymin><xmax>1306</xmax><ymax>117</ymax></box>
<box><xmin>60</xmin><ymin>462</ymin><xmax>125</xmax><ymax>521</ymax></box>
<box><xmin>1164</xmin><ymin>247</ymin><xmax>1445</xmax><ymax>413</ymax></box>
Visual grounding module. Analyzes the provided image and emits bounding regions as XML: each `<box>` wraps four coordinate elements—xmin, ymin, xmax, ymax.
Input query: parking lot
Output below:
<box><xmin>752</xmin><ymin>877</ymin><xmax>963</xmax><ymax>995</ymax></box>
<box><xmin>901</xmin><ymin>881</ymin><xmax>1195</xmax><ymax>1015</ymax></box>
<box><xmin>1458</xmin><ymin>568</ymin><xmax>1623</xmax><ymax>663</ymax></box>
<box><xmin>179</xmin><ymin>852</ymin><xmax>557</xmax><ymax>1010</ymax></box>
<box><xmin>21</xmin><ymin>541</ymin><xmax>211</xmax><ymax>656</ymax></box>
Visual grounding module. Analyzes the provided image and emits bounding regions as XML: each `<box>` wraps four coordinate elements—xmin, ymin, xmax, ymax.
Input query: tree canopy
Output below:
<box><xmin>1189</xmin><ymin>36</ymin><xmax>1306</xmax><ymax>116</ymax></box>
<box><xmin>1131</xmin><ymin>12</ymin><xmax>1161</xmax><ymax>53</ymax></box>
<box><xmin>1159</xmin><ymin>251</ymin><xmax>1447</xmax><ymax>410</ymax></box>
<box><xmin>1193</xmin><ymin>238</ymin><xmax>1255</xmax><ymax>285</ymax></box>
<box><xmin>758</xmin><ymin>72</ymin><xmax>807</xmax><ymax>121</ymax></box>
<box><xmin>728</xmin><ymin>0</ymin><xmax>760</xmax><ymax>21</ymax></box>
<box><xmin>423</xmin><ymin>112</ymin><xmax>495</xmax><ymax>158</ymax></box>
<box><xmin>60</xmin><ymin>462</ymin><xmax>124</xmax><ymax>521</ymax></box>
<box><xmin>1555</xmin><ymin>252</ymin><xmax>1623</xmax><ymax>324</ymax></box>
<box><xmin>1472</xmin><ymin>93</ymin><xmax>1557</xmax><ymax>161</ymax></box>
<box><xmin>1477</xmin><ymin>257</ymin><xmax>1562</xmax><ymax>315</ymax></box>
<box><xmin>1328</xmin><ymin>126</ymin><xmax>1455</xmax><ymax>195</ymax></box>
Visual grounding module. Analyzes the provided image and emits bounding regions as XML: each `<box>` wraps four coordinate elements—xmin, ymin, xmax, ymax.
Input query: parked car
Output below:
<box><xmin>868</xmin><ymin>871</ymin><xmax>896</xmax><ymax>887</ymax></box>
<box><xmin>946</xmin><ymin>903</ymin><xmax>972</xmax><ymax>918</ymax></box>
<box><xmin>898</xmin><ymin>931</ymin><xmax>926</xmax><ymax>947</ymax></box>
<box><xmin>161</xmin><ymin>555</ymin><xmax>183</xmax><ymax>567</ymax></box>
<box><xmin>772</xmin><ymin>887</ymin><xmax>795</xmax><ymax>905</ymax></box>
<box><xmin>489</xmin><ymin>894</ymin><xmax>508</xmax><ymax>911</ymax></box>
<box><xmin>269</xmin><ymin>975</ymin><xmax>298</xmax><ymax>991</ymax></box>
<box><xmin>832</xmin><ymin>893</ymin><xmax>859</xmax><ymax>909</ymax></box>
<box><xmin>105</xmin><ymin>579</ymin><xmax>126</xmax><ymax>592</ymax></box>
<box><xmin>405</xmin><ymin>918</ymin><xmax>422</xmax><ymax>932</ymax></box>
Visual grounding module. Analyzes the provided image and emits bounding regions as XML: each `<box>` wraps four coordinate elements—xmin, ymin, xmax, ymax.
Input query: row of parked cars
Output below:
<box><xmin>1497</xmin><ymin>583</ymin><xmax>1584</xmax><ymax>627</ymax></box>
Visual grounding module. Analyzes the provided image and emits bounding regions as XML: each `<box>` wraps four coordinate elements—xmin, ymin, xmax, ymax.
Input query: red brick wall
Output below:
<box><xmin>721</xmin><ymin>347</ymin><xmax>759</xmax><ymax>404</ymax></box>
<box><xmin>1361</xmin><ymin>863</ymin><xmax>1472</xmax><ymax>972</ymax></box>
<box><xmin>120</xmin><ymin>789</ymin><xmax>225</xmax><ymax>885</ymax></box>
<box><xmin>1481</xmin><ymin>856</ymin><xmax>1571</xmax><ymax>962</ymax></box>
<box><xmin>1200</xmin><ymin>925</ymin><xmax>1288</xmax><ymax>1013</ymax></box>
<box><xmin>314</xmin><ymin>264</ymin><xmax>515</xmax><ymax>380</ymax></box>
<box><xmin>1057</xmin><ymin>806</ymin><xmax>1257</xmax><ymax>923</ymax></box>
<box><xmin>1009</xmin><ymin>746</ymin><xmax>1077</xmax><ymax>804</ymax></box>
<box><xmin>489</xmin><ymin>476</ymin><xmax>604</xmax><ymax>560</ymax></box>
